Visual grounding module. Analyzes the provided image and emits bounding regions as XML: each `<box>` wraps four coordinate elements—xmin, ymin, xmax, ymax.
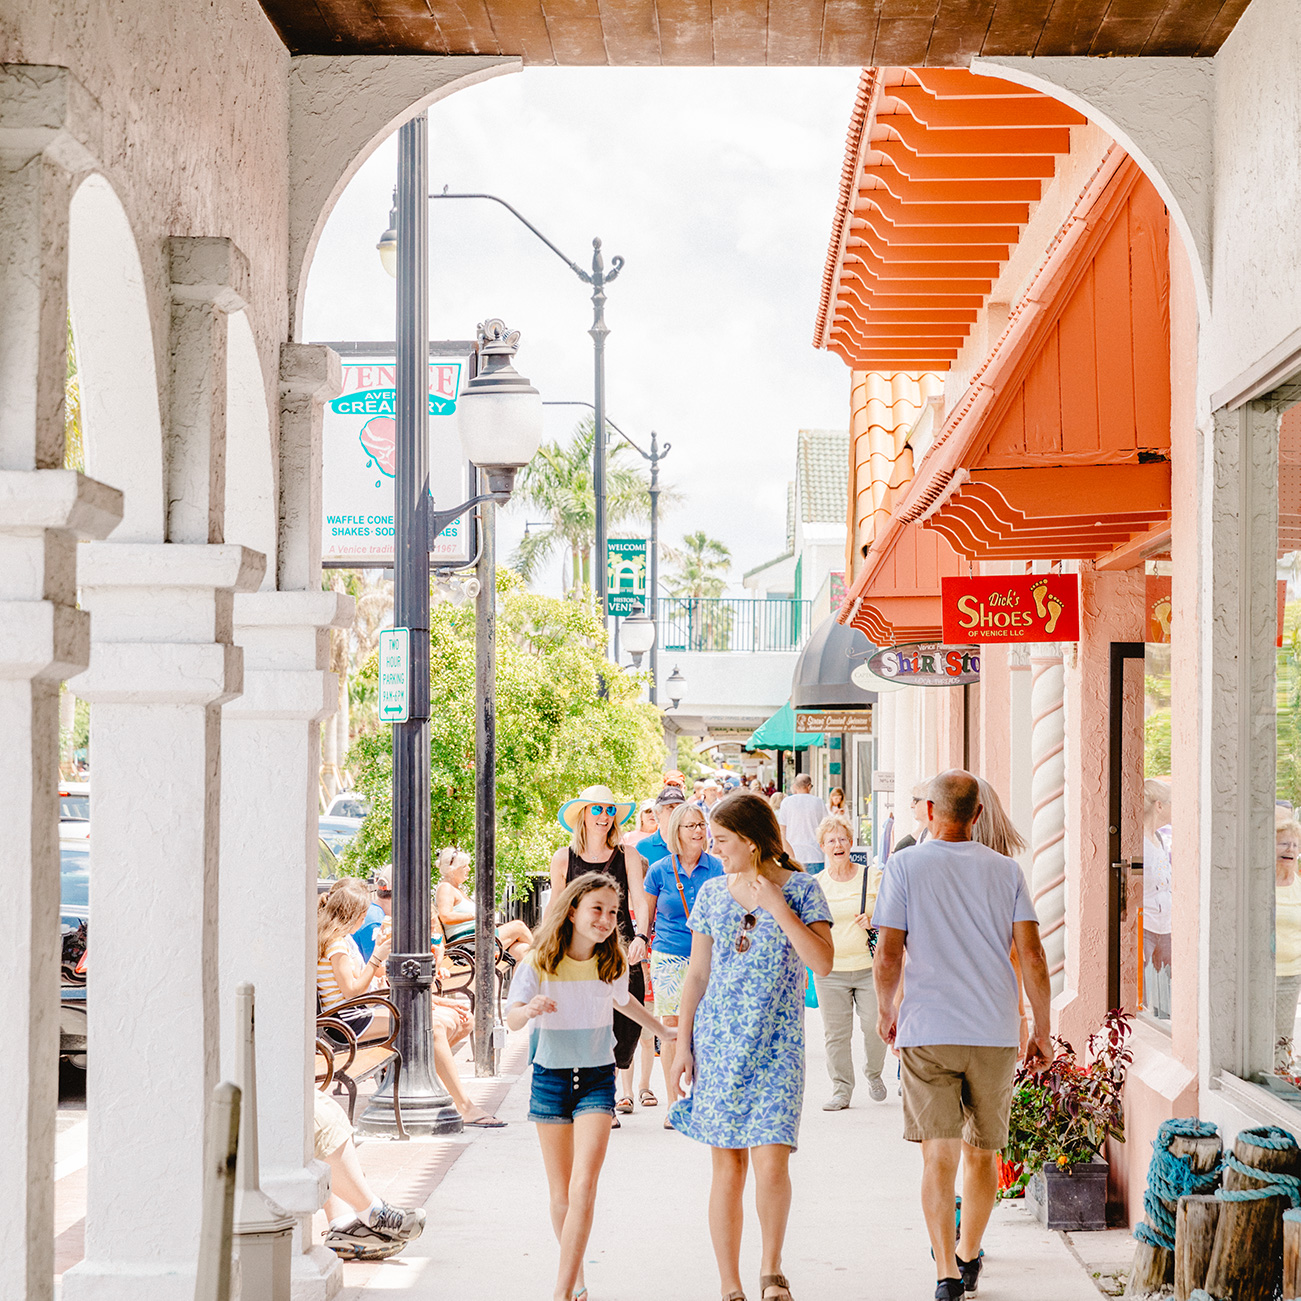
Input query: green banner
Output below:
<box><xmin>606</xmin><ymin>537</ymin><xmax>648</xmax><ymax>616</ymax></box>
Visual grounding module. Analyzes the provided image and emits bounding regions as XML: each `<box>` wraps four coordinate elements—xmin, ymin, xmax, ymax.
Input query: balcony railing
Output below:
<box><xmin>653</xmin><ymin>597</ymin><xmax>812</xmax><ymax>653</ymax></box>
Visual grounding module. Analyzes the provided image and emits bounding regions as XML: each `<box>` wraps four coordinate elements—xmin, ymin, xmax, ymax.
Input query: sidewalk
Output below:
<box><xmin>338</xmin><ymin>1013</ymin><xmax>1124</xmax><ymax>1301</ymax></box>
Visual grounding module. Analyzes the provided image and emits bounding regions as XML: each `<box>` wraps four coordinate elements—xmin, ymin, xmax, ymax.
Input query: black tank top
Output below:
<box><xmin>566</xmin><ymin>844</ymin><xmax>634</xmax><ymax>941</ymax></box>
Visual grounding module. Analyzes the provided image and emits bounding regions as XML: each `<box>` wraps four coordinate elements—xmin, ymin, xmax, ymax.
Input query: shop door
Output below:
<box><xmin>1108</xmin><ymin>642</ymin><xmax>1147</xmax><ymax>1013</ymax></box>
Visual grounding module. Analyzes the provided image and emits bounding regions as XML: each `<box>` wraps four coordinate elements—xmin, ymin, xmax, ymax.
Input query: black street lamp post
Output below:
<box><xmin>363</xmin><ymin>119</ymin><xmax>542</xmax><ymax>1134</ymax></box>
<box><xmin>430</xmin><ymin>190</ymin><xmax>622</xmax><ymax>620</ymax></box>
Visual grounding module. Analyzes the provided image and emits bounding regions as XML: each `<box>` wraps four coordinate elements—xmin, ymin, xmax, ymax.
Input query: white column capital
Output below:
<box><xmin>167</xmin><ymin>235</ymin><xmax>250</xmax><ymax>313</ymax></box>
<box><xmin>0</xmin><ymin>63</ymin><xmax>101</xmax><ymax>169</ymax></box>
<box><xmin>0</xmin><ymin>468</ymin><xmax>123</xmax><ymax>537</ymax></box>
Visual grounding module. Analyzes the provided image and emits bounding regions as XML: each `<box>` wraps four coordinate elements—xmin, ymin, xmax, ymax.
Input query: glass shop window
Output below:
<box><xmin>1140</xmin><ymin>564</ymin><xmax>1173</xmax><ymax>1024</ymax></box>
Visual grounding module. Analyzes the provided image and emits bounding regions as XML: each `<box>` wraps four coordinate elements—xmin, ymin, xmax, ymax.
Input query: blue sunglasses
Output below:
<box><xmin>589</xmin><ymin>804</ymin><xmax>619</xmax><ymax>817</ymax></box>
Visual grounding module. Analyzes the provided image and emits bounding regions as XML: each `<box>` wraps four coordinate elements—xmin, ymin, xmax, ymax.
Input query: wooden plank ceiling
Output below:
<box><xmin>258</xmin><ymin>0</ymin><xmax>1250</xmax><ymax>63</ymax></box>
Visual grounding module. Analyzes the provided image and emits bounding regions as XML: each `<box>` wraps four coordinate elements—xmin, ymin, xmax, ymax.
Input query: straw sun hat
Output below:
<box><xmin>557</xmin><ymin>784</ymin><xmax>636</xmax><ymax>833</ymax></box>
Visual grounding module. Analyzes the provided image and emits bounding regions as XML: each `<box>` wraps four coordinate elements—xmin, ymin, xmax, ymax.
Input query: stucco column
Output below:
<box><xmin>0</xmin><ymin>472</ymin><xmax>121</xmax><ymax>1301</ymax></box>
<box><xmin>0</xmin><ymin>65</ymin><xmax>119</xmax><ymax>1301</ymax></box>
<box><xmin>64</xmin><ymin>541</ymin><xmax>263</xmax><ymax>1301</ymax></box>
<box><xmin>1057</xmin><ymin>565</ymin><xmax>1145</xmax><ymax>1048</ymax></box>
<box><xmin>218</xmin><ymin>589</ymin><xmax>353</xmax><ymax>1300</ymax></box>
<box><xmin>1030</xmin><ymin>649</ymin><xmax>1066</xmax><ymax>997</ymax></box>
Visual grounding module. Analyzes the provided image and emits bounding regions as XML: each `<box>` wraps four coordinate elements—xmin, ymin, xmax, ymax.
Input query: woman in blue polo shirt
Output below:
<box><xmin>644</xmin><ymin>801</ymin><xmax>724</xmax><ymax>1127</ymax></box>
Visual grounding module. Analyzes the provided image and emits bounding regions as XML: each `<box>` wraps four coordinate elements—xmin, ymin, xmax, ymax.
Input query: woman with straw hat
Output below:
<box><xmin>548</xmin><ymin>784</ymin><xmax>651</xmax><ymax>1123</ymax></box>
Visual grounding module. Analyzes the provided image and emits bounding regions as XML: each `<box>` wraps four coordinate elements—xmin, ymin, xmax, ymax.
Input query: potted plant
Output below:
<box><xmin>1002</xmin><ymin>1009</ymin><xmax>1133</xmax><ymax>1230</ymax></box>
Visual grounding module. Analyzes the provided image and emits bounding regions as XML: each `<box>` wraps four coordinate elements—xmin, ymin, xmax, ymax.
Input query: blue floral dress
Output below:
<box><xmin>669</xmin><ymin>872</ymin><xmax>831</xmax><ymax>1150</ymax></box>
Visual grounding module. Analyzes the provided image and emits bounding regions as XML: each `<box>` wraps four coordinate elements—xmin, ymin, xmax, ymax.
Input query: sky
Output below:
<box><xmin>303</xmin><ymin>67</ymin><xmax>861</xmax><ymax>597</ymax></box>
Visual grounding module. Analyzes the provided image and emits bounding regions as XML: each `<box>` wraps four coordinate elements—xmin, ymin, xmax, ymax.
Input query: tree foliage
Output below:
<box><xmin>342</xmin><ymin>570</ymin><xmax>665</xmax><ymax>899</ymax></box>
<box><xmin>509</xmin><ymin>417</ymin><xmax>664</xmax><ymax>591</ymax></box>
<box><xmin>664</xmin><ymin>530</ymin><xmax>732</xmax><ymax>599</ymax></box>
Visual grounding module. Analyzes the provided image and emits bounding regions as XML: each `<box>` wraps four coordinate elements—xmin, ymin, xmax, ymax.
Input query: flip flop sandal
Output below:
<box><xmin>760</xmin><ymin>1273</ymin><xmax>793</xmax><ymax>1301</ymax></box>
<box><xmin>610</xmin><ymin>1115</ymin><xmax>621</xmax><ymax>1129</ymax></box>
<box><xmin>723</xmin><ymin>1293</ymin><xmax>747</xmax><ymax>1301</ymax></box>
<box><xmin>463</xmin><ymin>1115</ymin><xmax>507</xmax><ymax>1128</ymax></box>
<box><xmin>663</xmin><ymin>1116</ymin><xmax>674</xmax><ymax>1129</ymax></box>
<box><xmin>572</xmin><ymin>1289</ymin><xmax>588</xmax><ymax>1301</ymax></box>
<box><xmin>639</xmin><ymin>1089</ymin><xmax>658</xmax><ymax>1107</ymax></box>
<box><xmin>615</xmin><ymin>1096</ymin><xmax>634</xmax><ymax>1114</ymax></box>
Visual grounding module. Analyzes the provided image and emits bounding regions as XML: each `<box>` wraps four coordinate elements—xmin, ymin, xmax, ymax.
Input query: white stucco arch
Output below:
<box><xmin>970</xmin><ymin>56</ymin><xmax>1214</xmax><ymax>322</ymax></box>
<box><xmin>68</xmin><ymin>172</ymin><xmax>166</xmax><ymax>542</ymax></box>
<box><xmin>224</xmin><ymin>310</ymin><xmax>278</xmax><ymax>586</ymax></box>
<box><xmin>287</xmin><ymin>53</ymin><xmax>521</xmax><ymax>339</ymax></box>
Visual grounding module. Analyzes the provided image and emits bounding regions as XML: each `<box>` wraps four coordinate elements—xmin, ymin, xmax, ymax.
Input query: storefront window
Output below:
<box><xmin>1141</xmin><ymin>568</ymin><xmax>1172</xmax><ymax>1023</ymax></box>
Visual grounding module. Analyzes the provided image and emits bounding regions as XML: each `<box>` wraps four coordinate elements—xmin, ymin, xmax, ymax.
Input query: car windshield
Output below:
<box><xmin>60</xmin><ymin>844</ymin><xmax>90</xmax><ymax>911</ymax></box>
<box><xmin>330</xmin><ymin>799</ymin><xmax>367</xmax><ymax>818</ymax></box>
<box><xmin>60</xmin><ymin>794</ymin><xmax>90</xmax><ymax>821</ymax></box>
<box><xmin>318</xmin><ymin>838</ymin><xmax>339</xmax><ymax>880</ymax></box>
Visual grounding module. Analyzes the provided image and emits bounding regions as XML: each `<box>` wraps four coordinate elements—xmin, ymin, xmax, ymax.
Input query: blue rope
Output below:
<box><xmin>1134</xmin><ymin>1118</ymin><xmax>1222</xmax><ymax>1251</ymax></box>
<box><xmin>1215</xmin><ymin>1128</ymin><xmax>1301</xmax><ymax>1207</ymax></box>
<box><xmin>1188</xmin><ymin>1291</ymin><xmax>1223</xmax><ymax>1301</ymax></box>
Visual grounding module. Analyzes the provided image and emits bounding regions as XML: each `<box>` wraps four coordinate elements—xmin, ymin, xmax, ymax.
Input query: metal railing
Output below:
<box><xmin>653</xmin><ymin>597</ymin><xmax>812</xmax><ymax>653</ymax></box>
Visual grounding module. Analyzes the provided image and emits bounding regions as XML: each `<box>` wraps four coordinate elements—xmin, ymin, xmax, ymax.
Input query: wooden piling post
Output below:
<box><xmin>1129</xmin><ymin>1130</ymin><xmax>1222</xmax><ymax>1296</ymax></box>
<box><xmin>1283</xmin><ymin>1208</ymin><xmax>1301</xmax><ymax>1300</ymax></box>
<box><xmin>1202</xmin><ymin>1129</ymin><xmax>1301</xmax><ymax>1301</ymax></box>
<box><xmin>1174</xmin><ymin>1196</ymin><xmax>1221</xmax><ymax>1300</ymax></box>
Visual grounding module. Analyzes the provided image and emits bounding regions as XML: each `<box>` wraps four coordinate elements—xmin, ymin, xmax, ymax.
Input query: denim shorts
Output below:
<box><xmin>528</xmin><ymin>1063</ymin><xmax>617</xmax><ymax>1124</ymax></box>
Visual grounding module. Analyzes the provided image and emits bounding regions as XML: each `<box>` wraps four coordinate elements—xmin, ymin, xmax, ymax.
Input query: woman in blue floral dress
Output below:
<box><xmin>669</xmin><ymin>791</ymin><xmax>834</xmax><ymax>1301</ymax></box>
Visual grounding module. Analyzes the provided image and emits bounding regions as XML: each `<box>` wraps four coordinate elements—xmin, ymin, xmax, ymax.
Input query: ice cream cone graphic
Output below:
<box><xmin>1154</xmin><ymin>597</ymin><xmax>1172</xmax><ymax>640</ymax></box>
<box><xmin>1030</xmin><ymin>578</ymin><xmax>1049</xmax><ymax>618</ymax></box>
<box><xmin>1044</xmin><ymin>594</ymin><xmax>1064</xmax><ymax>635</ymax></box>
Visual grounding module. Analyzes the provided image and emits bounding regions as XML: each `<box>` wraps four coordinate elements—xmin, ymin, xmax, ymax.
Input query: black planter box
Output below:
<box><xmin>1025</xmin><ymin>1159</ymin><xmax>1108</xmax><ymax>1231</ymax></box>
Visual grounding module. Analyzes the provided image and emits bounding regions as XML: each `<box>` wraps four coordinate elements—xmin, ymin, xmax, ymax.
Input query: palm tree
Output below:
<box><xmin>664</xmin><ymin>531</ymin><xmax>732</xmax><ymax>598</ymax></box>
<box><xmin>664</xmin><ymin>532</ymin><xmax>733</xmax><ymax>650</ymax></box>
<box><xmin>509</xmin><ymin>416</ymin><xmax>662</xmax><ymax>592</ymax></box>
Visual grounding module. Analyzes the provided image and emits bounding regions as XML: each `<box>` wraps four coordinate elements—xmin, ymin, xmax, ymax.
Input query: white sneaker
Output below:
<box><xmin>822</xmin><ymin>1094</ymin><xmax>850</xmax><ymax>1111</ymax></box>
<box><xmin>868</xmin><ymin>1077</ymin><xmax>888</xmax><ymax>1102</ymax></box>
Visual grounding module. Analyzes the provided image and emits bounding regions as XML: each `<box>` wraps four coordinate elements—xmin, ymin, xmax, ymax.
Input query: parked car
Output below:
<box><xmin>319</xmin><ymin>815</ymin><xmax>362</xmax><ymax>858</ymax></box>
<box><xmin>318</xmin><ymin>836</ymin><xmax>342</xmax><ymax>895</ymax></box>
<box><xmin>325</xmin><ymin>793</ymin><xmax>369</xmax><ymax>820</ymax></box>
<box><xmin>59</xmin><ymin>781</ymin><xmax>90</xmax><ymax>840</ymax></box>
<box><xmin>59</xmin><ymin>841</ymin><xmax>89</xmax><ymax>1067</ymax></box>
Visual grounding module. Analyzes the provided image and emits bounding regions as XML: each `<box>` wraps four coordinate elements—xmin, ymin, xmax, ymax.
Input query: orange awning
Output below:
<box><xmin>814</xmin><ymin>68</ymin><xmax>1085</xmax><ymax>372</ymax></box>
<box><xmin>893</xmin><ymin>153</ymin><xmax>1172</xmax><ymax>568</ymax></box>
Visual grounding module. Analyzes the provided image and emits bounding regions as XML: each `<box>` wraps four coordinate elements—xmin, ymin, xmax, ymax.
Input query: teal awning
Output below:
<box><xmin>746</xmin><ymin>701</ymin><xmax>824</xmax><ymax>752</ymax></box>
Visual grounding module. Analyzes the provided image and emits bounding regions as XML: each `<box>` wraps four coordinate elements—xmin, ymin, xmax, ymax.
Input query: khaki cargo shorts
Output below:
<box><xmin>314</xmin><ymin>1089</ymin><xmax>354</xmax><ymax>1160</ymax></box>
<box><xmin>899</xmin><ymin>1044</ymin><xmax>1019</xmax><ymax>1150</ymax></box>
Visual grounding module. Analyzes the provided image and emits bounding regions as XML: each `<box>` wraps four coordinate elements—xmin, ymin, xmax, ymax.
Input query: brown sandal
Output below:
<box><xmin>723</xmin><ymin>1293</ymin><xmax>747</xmax><ymax>1301</ymax></box>
<box><xmin>760</xmin><ymin>1274</ymin><xmax>793</xmax><ymax>1301</ymax></box>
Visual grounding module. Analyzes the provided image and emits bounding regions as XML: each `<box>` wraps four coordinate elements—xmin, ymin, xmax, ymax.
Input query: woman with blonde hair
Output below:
<box><xmin>642</xmin><ymin>799</ymin><xmax>725</xmax><ymax>1122</ymax></box>
<box><xmin>318</xmin><ymin>880</ymin><xmax>388</xmax><ymax>1042</ymax></box>
<box><xmin>670</xmin><ymin>791</ymin><xmax>834</xmax><ymax>1301</ymax></box>
<box><xmin>1276</xmin><ymin>809</ymin><xmax>1301</xmax><ymax>1070</ymax></box>
<box><xmin>812</xmin><ymin>815</ymin><xmax>887</xmax><ymax>1109</ymax></box>
<box><xmin>827</xmin><ymin>787</ymin><xmax>846</xmax><ymax>815</ymax></box>
<box><xmin>435</xmin><ymin>846</ymin><xmax>533</xmax><ymax>962</ymax></box>
<box><xmin>972</xmin><ymin>778</ymin><xmax>1027</xmax><ymax>859</ymax></box>
<box><xmin>548</xmin><ymin>784</ymin><xmax>651</xmax><ymax>1122</ymax></box>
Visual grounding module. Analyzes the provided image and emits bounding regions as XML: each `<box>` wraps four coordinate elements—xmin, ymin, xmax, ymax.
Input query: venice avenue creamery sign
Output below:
<box><xmin>863</xmin><ymin>644</ymin><xmax>981</xmax><ymax>687</ymax></box>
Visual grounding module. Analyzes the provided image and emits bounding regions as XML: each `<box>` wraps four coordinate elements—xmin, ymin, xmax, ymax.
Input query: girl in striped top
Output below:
<box><xmin>507</xmin><ymin>873</ymin><xmax>674</xmax><ymax>1301</ymax></box>
<box><xmin>318</xmin><ymin>880</ymin><xmax>389</xmax><ymax>1040</ymax></box>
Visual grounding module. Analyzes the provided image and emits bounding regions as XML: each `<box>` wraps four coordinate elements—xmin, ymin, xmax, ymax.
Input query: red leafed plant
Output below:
<box><xmin>359</xmin><ymin>416</ymin><xmax>397</xmax><ymax>477</ymax></box>
<box><xmin>1001</xmin><ymin>1008</ymin><xmax>1133</xmax><ymax>1189</ymax></box>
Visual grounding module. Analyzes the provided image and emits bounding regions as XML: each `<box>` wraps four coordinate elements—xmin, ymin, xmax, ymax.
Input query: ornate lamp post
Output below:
<box><xmin>364</xmin><ymin>114</ymin><xmax>541</xmax><ymax>1134</ymax></box>
<box><xmin>620</xmin><ymin>602</ymin><xmax>656</xmax><ymax>670</ymax></box>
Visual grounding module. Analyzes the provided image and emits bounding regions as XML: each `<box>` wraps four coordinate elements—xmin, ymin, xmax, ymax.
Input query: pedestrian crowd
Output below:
<box><xmin>312</xmin><ymin>764</ymin><xmax>1052</xmax><ymax>1301</ymax></box>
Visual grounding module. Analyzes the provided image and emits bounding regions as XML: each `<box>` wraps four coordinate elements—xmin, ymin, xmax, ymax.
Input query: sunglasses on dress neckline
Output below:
<box><xmin>588</xmin><ymin>804</ymin><xmax>619</xmax><ymax>817</ymax></box>
<box><xmin>735</xmin><ymin>912</ymin><xmax>759</xmax><ymax>953</ymax></box>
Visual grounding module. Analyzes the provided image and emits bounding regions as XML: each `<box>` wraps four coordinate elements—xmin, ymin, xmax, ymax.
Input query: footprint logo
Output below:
<box><xmin>1044</xmin><ymin>595</ymin><xmax>1064</xmax><ymax>635</ymax></box>
<box><xmin>1030</xmin><ymin>578</ymin><xmax>1049</xmax><ymax>619</ymax></box>
<box><xmin>1153</xmin><ymin>598</ymin><xmax>1172</xmax><ymax>640</ymax></box>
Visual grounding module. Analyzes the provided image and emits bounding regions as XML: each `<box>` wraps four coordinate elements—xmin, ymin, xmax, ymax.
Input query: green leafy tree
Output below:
<box><xmin>65</xmin><ymin>314</ymin><xmax>84</xmax><ymax>473</ymax></box>
<box><xmin>343</xmin><ymin>570</ymin><xmax>665</xmax><ymax>899</ymax></box>
<box><xmin>664</xmin><ymin>530</ymin><xmax>731</xmax><ymax>599</ymax></box>
<box><xmin>509</xmin><ymin>417</ymin><xmax>666</xmax><ymax>591</ymax></box>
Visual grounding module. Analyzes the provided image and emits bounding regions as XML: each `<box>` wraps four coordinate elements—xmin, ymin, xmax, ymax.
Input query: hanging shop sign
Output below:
<box><xmin>872</xmin><ymin>770</ymin><xmax>895</xmax><ymax>792</ymax></box>
<box><xmin>1145</xmin><ymin>573</ymin><xmax>1287</xmax><ymax>647</ymax></box>
<box><xmin>321</xmin><ymin>351</ymin><xmax>472</xmax><ymax>567</ymax></box>
<box><xmin>866</xmin><ymin>643</ymin><xmax>981</xmax><ymax>687</ymax></box>
<box><xmin>606</xmin><ymin>537</ymin><xmax>648</xmax><ymax>616</ymax></box>
<box><xmin>941</xmin><ymin>574</ymin><xmax>1080</xmax><ymax>643</ymax></box>
<box><xmin>794</xmin><ymin>710</ymin><xmax>873</xmax><ymax>733</ymax></box>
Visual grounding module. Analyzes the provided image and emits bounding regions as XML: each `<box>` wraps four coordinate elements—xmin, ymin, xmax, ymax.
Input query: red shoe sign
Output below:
<box><xmin>941</xmin><ymin>574</ymin><xmax>1080</xmax><ymax>643</ymax></box>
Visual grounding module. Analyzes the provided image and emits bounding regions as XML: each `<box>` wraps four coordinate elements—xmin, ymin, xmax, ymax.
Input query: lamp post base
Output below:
<box><xmin>358</xmin><ymin>1076</ymin><xmax>463</xmax><ymax>1137</ymax></box>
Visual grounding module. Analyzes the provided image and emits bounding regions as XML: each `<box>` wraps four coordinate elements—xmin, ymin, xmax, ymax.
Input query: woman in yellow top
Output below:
<box><xmin>811</xmin><ymin>815</ymin><xmax>887</xmax><ymax>1109</ymax></box>
<box><xmin>1275</xmin><ymin>813</ymin><xmax>1301</xmax><ymax>1071</ymax></box>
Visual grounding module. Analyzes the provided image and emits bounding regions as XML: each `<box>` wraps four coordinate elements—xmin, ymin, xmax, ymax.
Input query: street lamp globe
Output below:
<box><xmin>666</xmin><ymin>665</ymin><xmax>686</xmax><ymax>710</ymax></box>
<box><xmin>621</xmin><ymin>603</ymin><xmax>656</xmax><ymax>668</ymax></box>
<box><xmin>457</xmin><ymin>319</ymin><xmax>543</xmax><ymax>501</ymax></box>
<box><xmin>376</xmin><ymin>189</ymin><xmax>399</xmax><ymax>278</ymax></box>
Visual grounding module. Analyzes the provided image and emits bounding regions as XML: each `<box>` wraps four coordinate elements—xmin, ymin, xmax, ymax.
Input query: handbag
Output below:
<box><xmin>859</xmin><ymin>861</ymin><xmax>879</xmax><ymax>957</ymax></box>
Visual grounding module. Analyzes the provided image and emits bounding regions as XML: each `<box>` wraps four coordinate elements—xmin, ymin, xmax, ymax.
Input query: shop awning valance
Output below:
<box><xmin>746</xmin><ymin>702</ymin><xmax>823</xmax><ymax>752</ymax></box>
<box><xmin>859</xmin><ymin>152</ymin><xmax>1173</xmax><ymax>582</ymax></box>
<box><xmin>791</xmin><ymin>617</ymin><xmax>878</xmax><ymax>710</ymax></box>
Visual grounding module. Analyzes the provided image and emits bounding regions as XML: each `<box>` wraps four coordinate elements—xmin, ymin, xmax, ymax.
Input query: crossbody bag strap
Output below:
<box><xmin>860</xmin><ymin>861</ymin><xmax>870</xmax><ymax>914</ymax></box>
<box><xmin>669</xmin><ymin>855</ymin><xmax>692</xmax><ymax>920</ymax></box>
